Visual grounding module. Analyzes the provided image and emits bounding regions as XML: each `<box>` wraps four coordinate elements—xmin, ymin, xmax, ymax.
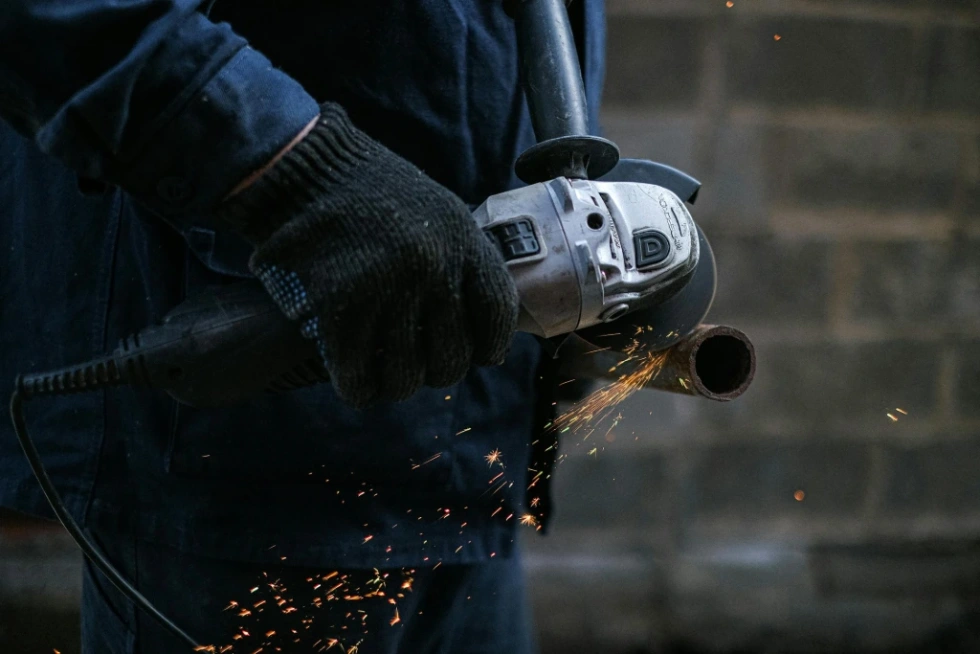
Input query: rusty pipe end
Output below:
<box><xmin>675</xmin><ymin>325</ymin><xmax>755</xmax><ymax>401</ymax></box>
<box><xmin>558</xmin><ymin>324</ymin><xmax>756</xmax><ymax>402</ymax></box>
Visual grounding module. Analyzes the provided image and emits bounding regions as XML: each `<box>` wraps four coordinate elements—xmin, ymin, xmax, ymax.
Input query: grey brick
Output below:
<box><xmin>708</xmin><ymin>236</ymin><xmax>832</xmax><ymax>327</ymax></box>
<box><xmin>864</xmin><ymin>0</ymin><xmax>980</xmax><ymax>6</ymax></box>
<box><xmin>727</xmin><ymin>18</ymin><xmax>917</xmax><ymax>110</ymax></box>
<box><xmin>686</xmin><ymin>441</ymin><xmax>873</xmax><ymax>519</ymax></box>
<box><xmin>810</xmin><ymin>539</ymin><xmax>980</xmax><ymax>598</ymax></box>
<box><xmin>604</xmin><ymin>15</ymin><xmax>704</xmax><ymax>109</ymax></box>
<box><xmin>695</xmin><ymin>122</ymin><xmax>778</xmax><ymax>232</ymax></box>
<box><xmin>847</xmin><ymin>239</ymin><xmax>980</xmax><ymax>327</ymax></box>
<box><xmin>950</xmin><ymin>244</ymin><xmax>980</xmax><ymax>323</ymax></box>
<box><xmin>549</xmin><ymin>451</ymin><xmax>666</xmax><ymax>528</ymax></box>
<box><xmin>955</xmin><ymin>341</ymin><xmax>980</xmax><ymax>419</ymax></box>
<box><xmin>773</xmin><ymin>125</ymin><xmax>962</xmax><ymax>213</ymax></box>
<box><xmin>764</xmin><ymin>341</ymin><xmax>940</xmax><ymax>426</ymax></box>
<box><xmin>924</xmin><ymin>27</ymin><xmax>980</xmax><ymax>115</ymax></box>
<box><xmin>600</xmin><ymin>114</ymin><xmax>699</xmax><ymax>173</ymax></box>
<box><xmin>882</xmin><ymin>441</ymin><xmax>980</xmax><ymax>514</ymax></box>
<box><xmin>961</xmin><ymin>135</ymin><xmax>980</xmax><ymax>228</ymax></box>
<box><xmin>847</xmin><ymin>242</ymin><xmax>950</xmax><ymax>325</ymax></box>
<box><xmin>963</xmin><ymin>182</ymin><xmax>980</xmax><ymax>228</ymax></box>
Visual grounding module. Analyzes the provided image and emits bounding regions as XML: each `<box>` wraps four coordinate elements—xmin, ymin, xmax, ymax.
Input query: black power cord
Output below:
<box><xmin>10</xmin><ymin>363</ymin><xmax>204</xmax><ymax>651</ymax></box>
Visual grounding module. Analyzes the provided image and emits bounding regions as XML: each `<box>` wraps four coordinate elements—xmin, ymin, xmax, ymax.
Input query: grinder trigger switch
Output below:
<box><xmin>485</xmin><ymin>218</ymin><xmax>541</xmax><ymax>261</ymax></box>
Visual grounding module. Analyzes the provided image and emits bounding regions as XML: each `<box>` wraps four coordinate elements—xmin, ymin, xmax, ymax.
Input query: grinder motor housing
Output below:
<box><xmin>475</xmin><ymin>177</ymin><xmax>700</xmax><ymax>338</ymax></box>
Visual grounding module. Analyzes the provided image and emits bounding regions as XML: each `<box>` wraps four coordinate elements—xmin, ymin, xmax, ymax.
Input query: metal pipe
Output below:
<box><xmin>560</xmin><ymin>324</ymin><xmax>756</xmax><ymax>402</ymax></box>
<box><xmin>643</xmin><ymin>324</ymin><xmax>755</xmax><ymax>401</ymax></box>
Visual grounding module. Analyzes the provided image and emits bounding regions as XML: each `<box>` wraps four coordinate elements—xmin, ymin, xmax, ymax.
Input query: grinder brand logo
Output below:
<box><xmin>658</xmin><ymin>193</ymin><xmax>687</xmax><ymax>251</ymax></box>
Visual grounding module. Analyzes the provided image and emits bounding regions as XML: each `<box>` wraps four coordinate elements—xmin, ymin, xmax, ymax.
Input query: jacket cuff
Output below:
<box><xmin>112</xmin><ymin>38</ymin><xmax>320</xmax><ymax>219</ymax></box>
<box><xmin>215</xmin><ymin>103</ymin><xmax>384</xmax><ymax>245</ymax></box>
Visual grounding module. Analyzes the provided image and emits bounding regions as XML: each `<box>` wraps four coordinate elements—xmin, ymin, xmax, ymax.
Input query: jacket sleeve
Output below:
<box><xmin>0</xmin><ymin>0</ymin><xmax>320</xmax><ymax>218</ymax></box>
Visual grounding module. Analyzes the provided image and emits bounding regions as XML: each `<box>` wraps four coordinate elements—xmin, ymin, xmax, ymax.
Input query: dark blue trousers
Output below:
<box><xmin>81</xmin><ymin>531</ymin><xmax>537</xmax><ymax>654</ymax></box>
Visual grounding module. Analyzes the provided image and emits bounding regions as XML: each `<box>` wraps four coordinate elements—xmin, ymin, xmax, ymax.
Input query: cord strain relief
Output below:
<box><xmin>16</xmin><ymin>345</ymin><xmax>151</xmax><ymax>399</ymax></box>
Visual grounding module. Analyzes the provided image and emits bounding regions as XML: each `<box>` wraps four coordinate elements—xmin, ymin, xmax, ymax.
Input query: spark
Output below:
<box><xmin>367</xmin><ymin>569</ymin><xmax>384</xmax><ymax>587</ymax></box>
<box><xmin>773</xmin><ymin>34</ymin><xmax>782</xmax><ymax>41</ymax></box>
<box><xmin>889</xmin><ymin>407</ymin><xmax>909</xmax><ymax>422</ymax></box>
<box><xmin>587</xmin><ymin>447</ymin><xmax>598</xmax><ymax>457</ymax></box>
<box><xmin>390</xmin><ymin>607</ymin><xmax>401</xmax><ymax>626</ymax></box>
<box><xmin>519</xmin><ymin>514</ymin><xmax>537</xmax><ymax>526</ymax></box>
<box><xmin>794</xmin><ymin>490</ymin><xmax>805</xmax><ymax>501</ymax></box>
<box><xmin>530</xmin><ymin>497</ymin><xmax>540</xmax><ymax>508</ymax></box>
<box><xmin>411</xmin><ymin>453</ymin><xmax>442</xmax><ymax>470</ymax></box>
<box><xmin>726</xmin><ymin>0</ymin><xmax>733</xmax><ymax>6</ymax></box>
<box><xmin>363</xmin><ymin>535</ymin><xmax>373</xmax><ymax>543</ymax></box>
<box><xmin>547</xmin><ymin>347</ymin><xmax>668</xmax><ymax>454</ymax></box>
<box><xmin>485</xmin><ymin>449</ymin><xmax>503</xmax><ymax>467</ymax></box>
<box><xmin>455</xmin><ymin>427</ymin><xmax>472</xmax><ymax>435</ymax></box>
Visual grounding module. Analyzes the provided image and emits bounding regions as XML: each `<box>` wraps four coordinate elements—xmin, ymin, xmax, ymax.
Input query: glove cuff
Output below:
<box><xmin>215</xmin><ymin>102</ymin><xmax>383</xmax><ymax>244</ymax></box>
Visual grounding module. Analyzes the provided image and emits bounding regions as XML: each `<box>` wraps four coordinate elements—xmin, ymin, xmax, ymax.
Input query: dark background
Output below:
<box><xmin>3</xmin><ymin>0</ymin><xmax>980</xmax><ymax>652</ymax></box>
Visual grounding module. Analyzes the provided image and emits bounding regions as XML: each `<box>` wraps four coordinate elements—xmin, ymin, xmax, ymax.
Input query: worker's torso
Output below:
<box><xmin>0</xmin><ymin>0</ymin><xmax>606</xmax><ymax>567</ymax></box>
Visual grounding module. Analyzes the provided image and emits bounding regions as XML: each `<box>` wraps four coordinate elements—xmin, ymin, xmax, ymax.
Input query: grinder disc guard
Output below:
<box><xmin>573</xmin><ymin>155</ymin><xmax>718</xmax><ymax>353</ymax></box>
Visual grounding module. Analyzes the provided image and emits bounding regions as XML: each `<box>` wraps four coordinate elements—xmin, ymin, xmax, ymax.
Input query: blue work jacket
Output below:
<box><xmin>0</xmin><ymin>0</ymin><xmax>606</xmax><ymax>568</ymax></box>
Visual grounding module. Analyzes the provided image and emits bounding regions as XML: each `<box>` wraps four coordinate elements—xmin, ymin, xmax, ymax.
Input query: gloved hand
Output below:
<box><xmin>216</xmin><ymin>103</ymin><xmax>519</xmax><ymax>407</ymax></box>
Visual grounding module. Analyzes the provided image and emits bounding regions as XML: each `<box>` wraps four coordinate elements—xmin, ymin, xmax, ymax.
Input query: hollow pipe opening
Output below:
<box><xmin>688</xmin><ymin>327</ymin><xmax>755</xmax><ymax>401</ymax></box>
<box><xmin>694</xmin><ymin>334</ymin><xmax>754</xmax><ymax>396</ymax></box>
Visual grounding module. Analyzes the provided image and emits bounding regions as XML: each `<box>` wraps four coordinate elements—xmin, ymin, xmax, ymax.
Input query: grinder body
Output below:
<box><xmin>478</xmin><ymin>177</ymin><xmax>699</xmax><ymax>337</ymax></box>
<box><xmin>109</xmin><ymin>178</ymin><xmax>701</xmax><ymax>408</ymax></box>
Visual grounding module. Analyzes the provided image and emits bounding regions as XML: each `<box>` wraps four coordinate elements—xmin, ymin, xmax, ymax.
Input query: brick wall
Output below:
<box><xmin>528</xmin><ymin>1</ymin><xmax>980</xmax><ymax>652</ymax></box>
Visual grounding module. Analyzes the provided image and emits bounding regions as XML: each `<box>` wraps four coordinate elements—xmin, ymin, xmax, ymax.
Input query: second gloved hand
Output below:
<box><xmin>216</xmin><ymin>103</ymin><xmax>519</xmax><ymax>408</ymax></box>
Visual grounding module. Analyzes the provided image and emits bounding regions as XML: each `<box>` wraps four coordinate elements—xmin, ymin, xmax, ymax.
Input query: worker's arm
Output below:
<box><xmin>0</xmin><ymin>0</ymin><xmax>319</xmax><ymax>216</ymax></box>
<box><xmin>0</xmin><ymin>0</ymin><xmax>519</xmax><ymax>407</ymax></box>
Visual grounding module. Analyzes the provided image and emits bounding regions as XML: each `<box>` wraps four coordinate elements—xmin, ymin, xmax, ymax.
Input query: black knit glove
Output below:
<box><xmin>216</xmin><ymin>103</ymin><xmax>519</xmax><ymax>407</ymax></box>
